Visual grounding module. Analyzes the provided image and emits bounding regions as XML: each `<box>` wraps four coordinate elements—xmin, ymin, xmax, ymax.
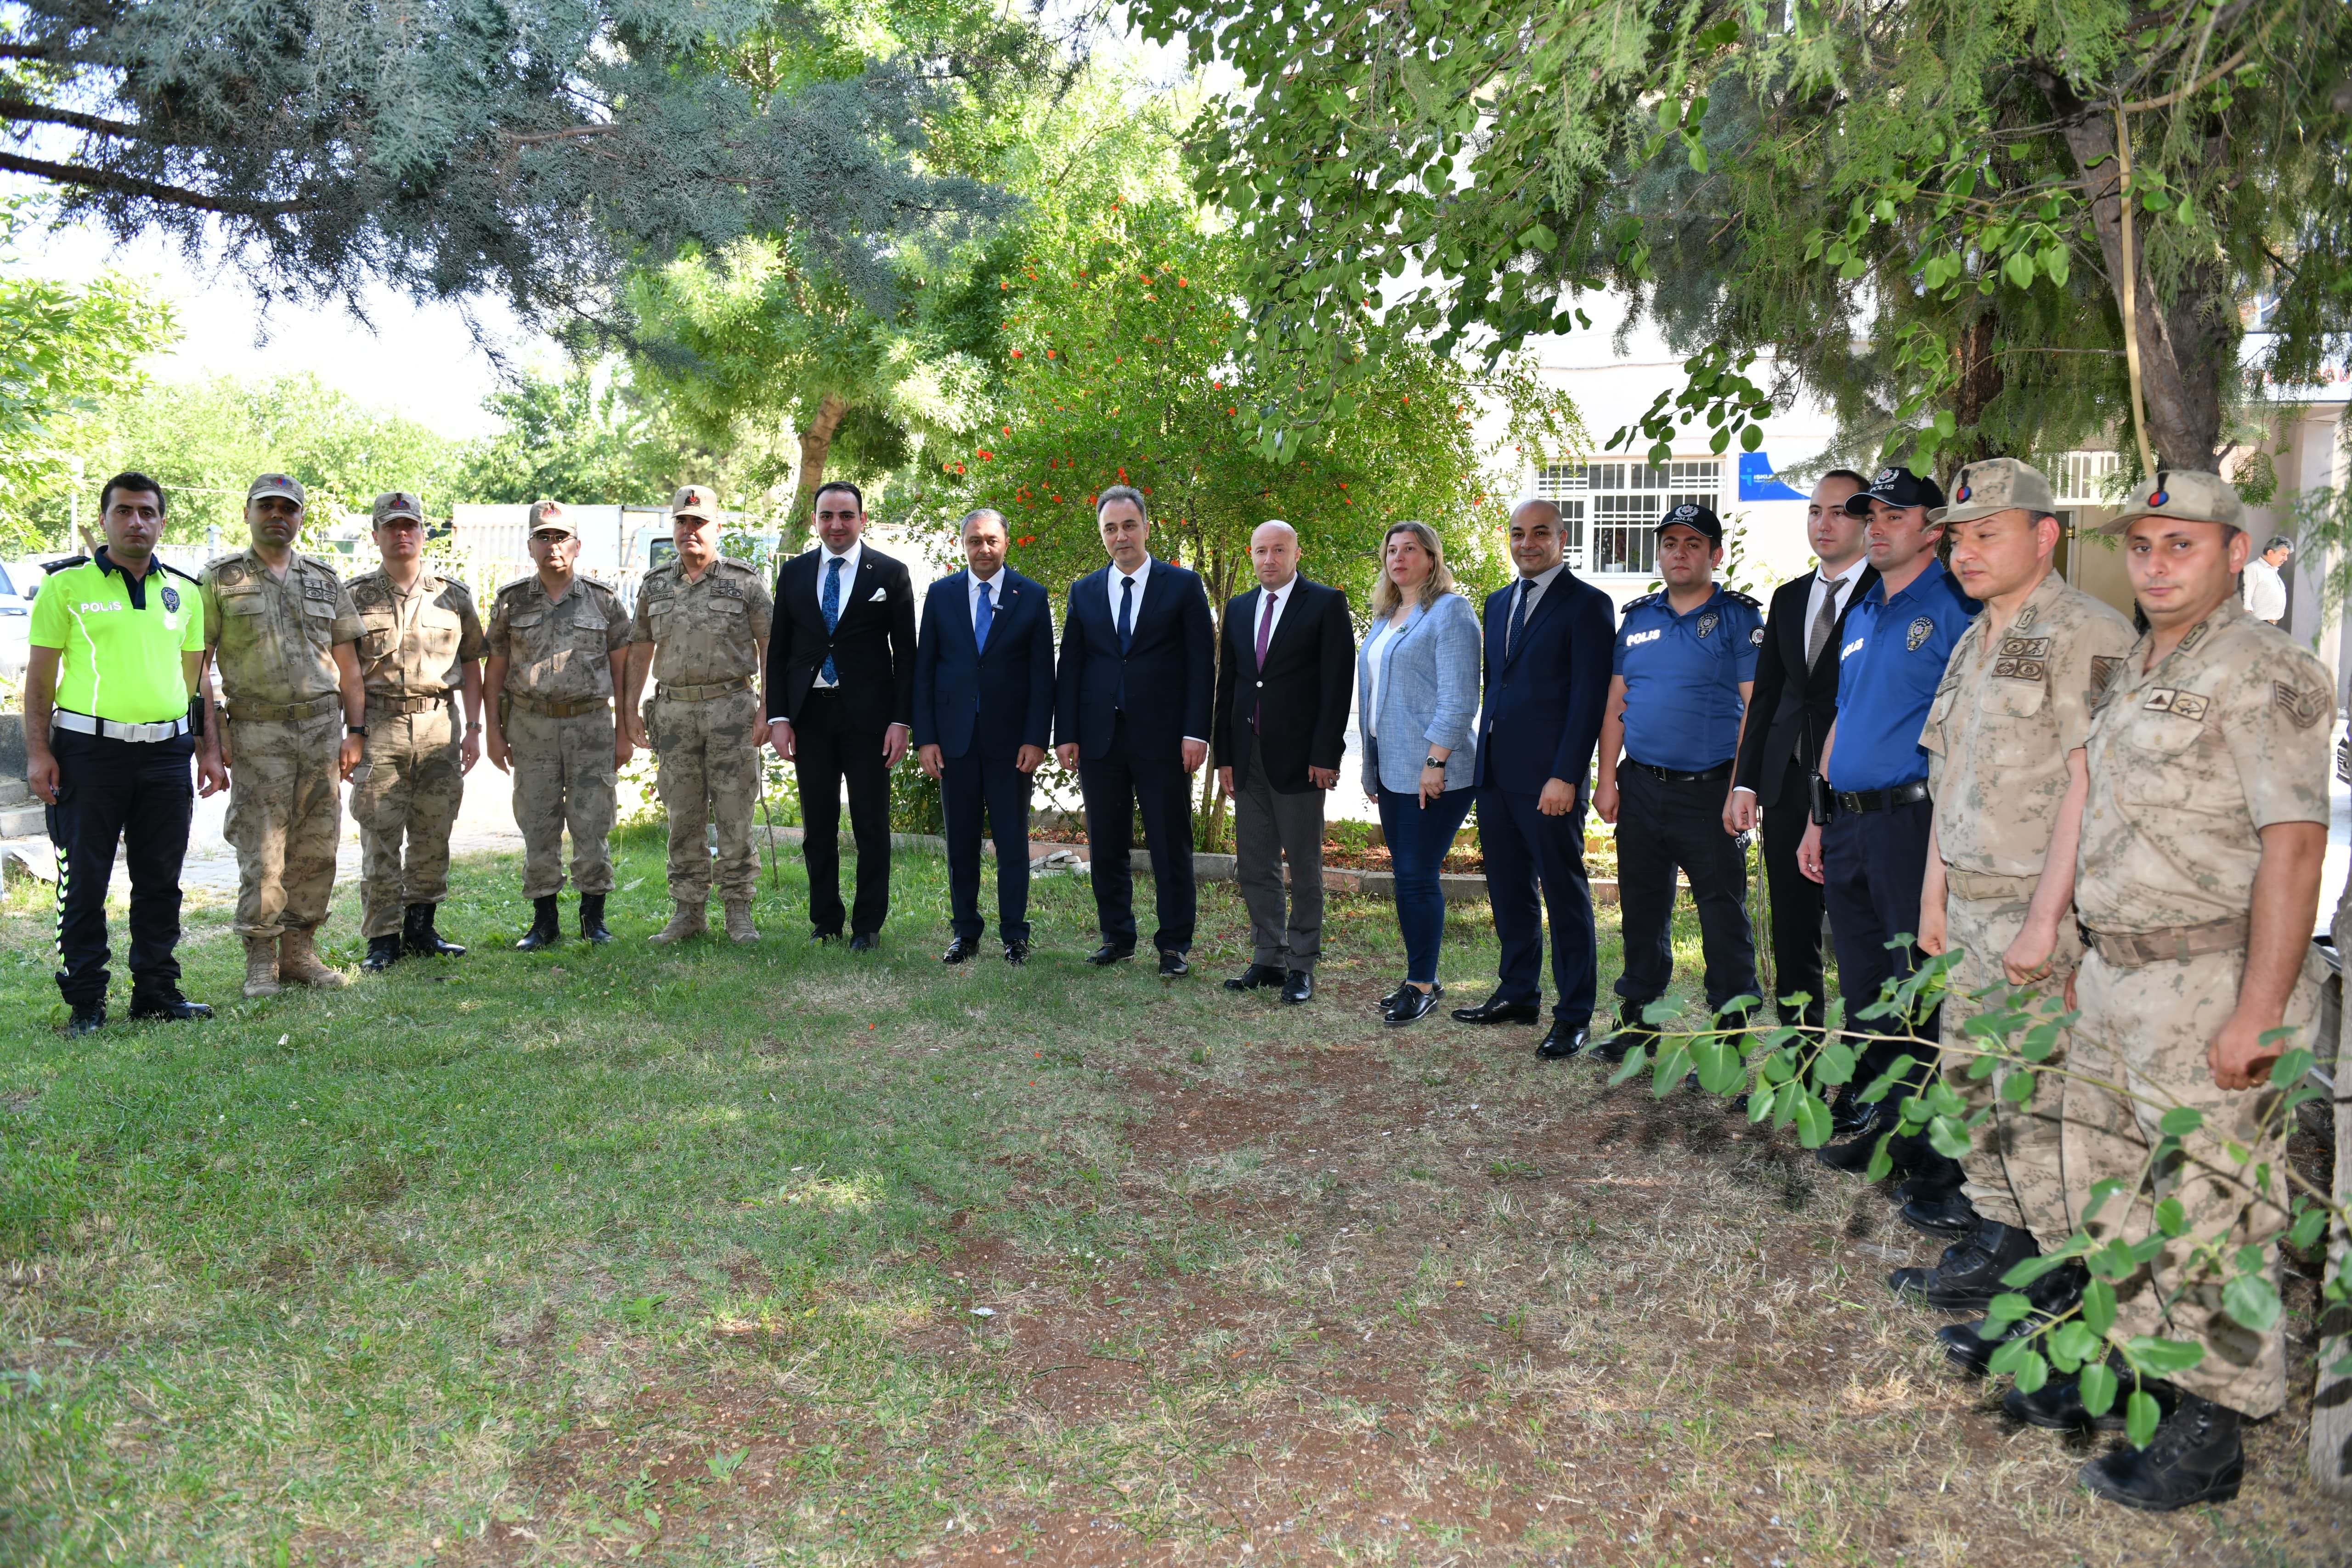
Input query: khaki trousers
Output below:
<box><xmin>649</xmin><ymin>686</ymin><xmax>763</xmax><ymax>905</ymax></box>
<box><xmin>350</xmin><ymin>704</ymin><xmax>464</xmax><ymax>938</ymax></box>
<box><xmin>224</xmin><ymin>710</ymin><xmax>344</xmax><ymax>938</ymax></box>
<box><xmin>1938</xmin><ymin>888</ymin><xmax>2077</xmax><ymax>1241</ymax></box>
<box><xmin>507</xmin><ymin>706</ymin><xmax>617</xmax><ymax>899</ymax></box>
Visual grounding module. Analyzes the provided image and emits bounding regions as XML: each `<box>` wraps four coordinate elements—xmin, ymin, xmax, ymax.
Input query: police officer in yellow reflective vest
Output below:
<box><xmin>20</xmin><ymin>472</ymin><xmax>217</xmax><ymax>1034</ymax></box>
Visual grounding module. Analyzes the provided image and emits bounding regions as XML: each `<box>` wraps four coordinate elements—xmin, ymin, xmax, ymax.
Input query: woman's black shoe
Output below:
<box><xmin>1385</xmin><ymin>984</ymin><xmax>1442</xmax><ymax>1025</ymax></box>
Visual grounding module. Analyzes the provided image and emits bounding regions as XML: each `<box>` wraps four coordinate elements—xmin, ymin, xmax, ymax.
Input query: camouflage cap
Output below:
<box><xmin>670</xmin><ymin>484</ymin><xmax>720</xmax><ymax>522</ymax></box>
<box><xmin>1930</xmin><ymin>458</ymin><xmax>2057</xmax><ymax>526</ymax></box>
<box><xmin>371</xmin><ymin>491</ymin><xmax>424</xmax><ymax>526</ymax></box>
<box><xmin>2098</xmin><ymin>469</ymin><xmax>2244</xmax><ymax>535</ymax></box>
<box><xmin>526</xmin><ymin>499</ymin><xmax>577</xmax><ymax>537</ymax></box>
<box><xmin>247</xmin><ymin>473</ymin><xmax>305</xmax><ymax>506</ymax></box>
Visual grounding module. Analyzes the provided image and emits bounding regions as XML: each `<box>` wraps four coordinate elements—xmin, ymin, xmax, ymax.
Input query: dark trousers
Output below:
<box><xmin>942</xmin><ymin>749</ymin><xmax>1033</xmax><ymax>945</ymax></box>
<box><xmin>1079</xmin><ymin>713</ymin><xmax>1197</xmax><ymax>952</ymax></box>
<box><xmin>1760</xmin><ymin>759</ymin><xmax>1829</xmax><ymax>1028</ymax></box>
<box><xmin>46</xmin><ymin>728</ymin><xmax>195</xmax><ymax>1007</ymax></box>
<box><xmin>1614</xmin><ymin>764</ymin><xmax>1759</xmax><ymax>1015</ymax></box>
<box><xmin>1821</xmin><ymin>795</ymin><xmax>1941</xmax><ymax>1087</ymax></box>
<box><xmin>1234</xmin><ymin>751</ymin><xmax>1326</xmax><ymax>971</ymax></box>
<box><xmin>1377</xmin><ymin>776</ymin><xmax>1475</xmax><ymax>985</ymax></box>
<box><xmin>1478</xmin><ymin>784</ymin><xmax>1598</xmax><ymax>1022</ymax></box>
<box><xmin>793</xmin><ymin>689</ymin><xmax>892</xmax><ymax>936</ymax></box>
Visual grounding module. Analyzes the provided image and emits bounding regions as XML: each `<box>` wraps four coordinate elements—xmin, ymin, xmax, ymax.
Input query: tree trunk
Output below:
<box><xmin>784</xmin><ymin>391</ymin><xmax>850</xmax><ymax>550</ymax></box>
<box><xmin>2318</xmin><ymin>873</ymin><xmax>2352</xmax><ymax>1494</ymax></box>
<box><xmin>2052</xmin><ymin>105</ymin><xmax>2232</xmax><ymax>472</ymax></box>
<box><xmin>1944</xmin><ymin>309</ymin><xmax>2006</xmax><ymax>482</ymax></box>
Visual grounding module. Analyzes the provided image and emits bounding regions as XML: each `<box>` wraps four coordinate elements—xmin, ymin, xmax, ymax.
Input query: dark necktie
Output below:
<box><xmin>1507</xmin><ymin>576</ymin><xmax>1536</xmax><ymax>656</ymax></box>
<box><xmin>820</xmin><ymin>555</ymin><xmax>843</xmax><ymax>684</ymax></box>
<box><xmin>973</xmin><ymin>579</ymin><xmax>993</xmax><ymax>653</ymax></box>
<box><xmin>1806</xmin><ymin>575</ymin><xmax>1842</xmax><ymax>669</ymax></box>
<box><xmin>1115</xmin><ymin>574</ymin><xmax>1136</xmax><ymax>711</ymax></box>
<box><xmin>1252</xmin><ymin>589</ymin><xmax>1278</xmax><ymax>732</ymax></box>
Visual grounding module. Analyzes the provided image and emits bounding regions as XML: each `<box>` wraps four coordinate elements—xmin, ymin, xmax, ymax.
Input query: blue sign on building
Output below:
<box><xmin>1738</xmin><ymin>452</ymin><xmax>1808</xmax><ymax>502</ymax></box>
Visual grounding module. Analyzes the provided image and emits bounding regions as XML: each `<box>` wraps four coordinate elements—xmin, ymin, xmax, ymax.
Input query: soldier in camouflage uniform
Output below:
<box><xmin>621</xmin><ymin>485</ymin><xmax>774</xmax><ymax>944</ymax></box>
<box><xmin>347</xmin><ymin>492</ymin><xmax>487</xmax><ymax>971</ymax></box>
<box><xmin>483</xmin><ymin>500</ymin><xmax>635</xmax><ymax>948</ymax></box>
<box><xmin>198</xmin><ymin>474</ymin><xmax>367</xmax><ymax>997</ymax></box>
<box><xmin>2021</xmin><ymin>470</ymin><xmax>2331</xmax><ymax>1511</ymax></box>
<box><xmin>1894</xmin><ymin>460</ymin><xmax>2134</xmax><ymax>1350</ymax></box>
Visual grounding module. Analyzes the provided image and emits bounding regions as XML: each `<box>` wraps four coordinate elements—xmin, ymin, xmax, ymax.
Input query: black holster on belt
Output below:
<box><xmin>1807</xmin><ymin>770</ymin><xmax>1835</xmax><ymax>826</ymax></box>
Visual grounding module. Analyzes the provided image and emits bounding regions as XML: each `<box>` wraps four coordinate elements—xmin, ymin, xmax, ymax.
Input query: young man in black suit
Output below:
<box><xmin>1724</xmin><ymin>470</ymin><xmax>1872</xmax><ymax>1040</ymax></box>
<box><xmin>1211</xmin><ymin>521</ymin><xmax>1354</xmax><ymax>1004</ymax></box>
<box><xmin>1054</xmin><ymin>485</ymin><xmax>1216</xmax><ymax>976</ymax></box>
<box><xmin>1456</xmin><ymin>498</ymin><xmax>1617</xmax><ymax>1058</ymax></box>
<box><xmin>913</xmin><ymin>507</ymin><xmax>1055</xmax><ymax>965</ymax></box>
<box><xmin>764</xmin><ymin>481</ymin><xmax>918</xmax><ymax>949</ymax></box>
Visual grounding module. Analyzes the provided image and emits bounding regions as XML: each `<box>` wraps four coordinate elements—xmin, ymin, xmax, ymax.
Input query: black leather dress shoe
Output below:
<box><xmin>1815</xmin><ymin>1104</ymin><xmax>1895</xmax><ymax>1172</ymax></box>
<box><xmin>1158</xmin><ymin>950</ymin><xmax>1190</xmax><ymax>978</ymax></box>
<box><xmin>1591</xmin><ymin>1008</ymin><xmax>1658</xmax><ymax>1064</ymax></box>
<box><xmin>1535</xmin><ymin>1019</ymin><xmax>1589</xmax><ymax>1059</ymax></box>
<box><xmin>1385</xmin><ymin>985</ymin><xmax>1442</xmax><ymax>1025</ymax></box>
<box><xmin>66</xmin><ymin>1002</ymin><xmax>105</xmax><ymax>1036</ymax></box>
<box><xmin>943</xmin><ymin>936</ymin><xmax>978</xmax><ymax>964</ymax></box>
<box><xmin>127</xmin><ymin>991</ymin><xmax>212</xmax><ymax>1023</ymax></box>
<box><xmin>1003</xmin><ymin>941</ymin><xmax>1029</xmax><ymax>966</ymax></box>
<box><xmin>1224</xmin><ymin>963</ymin><xmax>1285</xmax><ymax>992</ymax></box>
<box><xmin>1450</xmin><ymin>991</ymin><xmax>1541</xmax><ymax>1025</ymax></box>
<box><xmin>1378</xmin><ymin>980</ymin><xmax>1411</xmax><ymax>1013</ymax></box>
<box><xmin>1085</xmin><ymin>942</ymin><xmax>1135</xmax><ymax>966</ymax></box>
<box><xmin>1281</xmin><ymin>969</ymin><xmax>1313</xmax><ymax>1004</ymax></box>
<box><xmin>810</xmin><ymin>928</ymin><xmax>842</xmax><ymax>943</ymax></box>
<box><xmin>362</xmin><ymin>935</ymin><xmax>402</xmax><ymax>972</ymax></box>
<box><xmin>848</xmin><ymin>932</ymin><xmax>880</xmax><ymax>952</ymax></box>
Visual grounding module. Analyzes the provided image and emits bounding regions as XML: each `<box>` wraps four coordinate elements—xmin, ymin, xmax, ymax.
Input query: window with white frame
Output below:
<box><xmin>1534</xmin><ymin>459</ymin><xmax>1721</xmax><ymax>576</ymax></box>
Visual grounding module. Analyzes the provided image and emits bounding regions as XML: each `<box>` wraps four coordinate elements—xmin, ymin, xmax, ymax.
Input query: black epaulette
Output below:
<box><xmin>1723</xmin><ymin>589</ymin><xmax>1762</xmax><ymax>610</ymax></box>
<box><xmin>1623</xmin><ymin>590</ymin><xmax>1663</xmax><ymax>611</ymax></box>
<box><xmin>159</xmin><ymin>560</ymin><xmax>201</xmax><ymax>583</ymax></box>
<box><xmin>43</xmin><ymin>555</ymin><xmax>89</xmax><ymax>574</ymax></box>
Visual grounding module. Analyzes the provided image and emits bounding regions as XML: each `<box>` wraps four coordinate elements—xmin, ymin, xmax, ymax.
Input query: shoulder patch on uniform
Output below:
<box><xmin>1905</xmin><ymin>615</ymin><xmax>1934</xmax><ymax>651</ymax></box>
<box><xmin>2274</xmin><ymin>681</ymin><xmax>2329</xmax><ymax>729</ymax></box>
<box><xmin>214</xmin><ymin>560</ymin><xmax>247</xmax><ymax>587</ymax></box>
<box><xmin>2088</xmin><ymin>654</ymin><xmax>2124</xmax><ymax>697</ymax></box>
<box><xmin>42</xmin><ymin>555</ymin><xmax>89</xmax><ymax>574</ymax></box>
<box><xmin>159</xmin><ymin>560</ymin><xmax>199</xmax><ymax>583</ymax></box>
<box><xmin>1722</xmin><ymin>589</ymin><xmax>1761</xmax><ymax>609</ymax></box>
<box><xmin>2180</xmin><ymin>620</ymin><xmax>2212</xmax><ymax>652</ymax></box>
<box><xmin>1623</xmin><ymin>591</ymin><xmax>1662</xmax><ymax>611</ymax></box>
<box><xmin>1749</xmin><ymin>626</ymin><xmax>1765</xmax><ymax>645</ymax></box>
<box><xmin>2012</xmin><ymin>605</ymin><xmax>2038</xmax><ymax>630</ymax></box>
<box><xmin>2143</xmin><ymin>688</ymin><xmax>2209</xmax><ymax>721</ymax></box>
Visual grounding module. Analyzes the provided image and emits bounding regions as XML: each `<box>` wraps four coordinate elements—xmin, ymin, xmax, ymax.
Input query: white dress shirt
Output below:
<box><xmin>1731</xmin><ymin>559</ymin><xmax>1864</xmax><ymax>799</ymax></box>
<box><xmin>1503</xmin><ymin>560</ymin><xmax>1568</xmax><ymax>654</ymax></box>
<box><xmin>811</xmin><ymin>538</ymin><xmax>864</xmax><ymax>688</ymax></box>
<box><xmin>1102</xmin><ymin>554</ymin><xmax>1202</xmax><ymax>745</ymax></box>
<box><xmin>2243</xmin><ymin>556</ymin><xmax>2288</xmax><ymax>622</ymax></box>
<box><xmin>1249</xmin><ymin>575</ymin><xmax>1297</xmax><ymax>662</ymax></box>
<box><xmin>1363</xmin><ymin>617</ymin><xmax>1406</xmax><ymax>737</ymax></box>
<box><xmin>967</xmin><ymin>565</ymin><xmax>1006</xmax><ymax>636</ymax></box>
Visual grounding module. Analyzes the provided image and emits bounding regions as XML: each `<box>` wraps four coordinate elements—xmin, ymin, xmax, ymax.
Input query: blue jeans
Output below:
<box><xmin>1379</xmin><ymin>781</ymin><xmax>1476</xmax><ymax>985</ymax></box>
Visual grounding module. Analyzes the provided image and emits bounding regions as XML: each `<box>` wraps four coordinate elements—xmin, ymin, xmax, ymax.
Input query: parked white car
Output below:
<box><xmin>0</xmin><ymin>558</ymin><xmax>32</xmax><ymax>680</ymax></box>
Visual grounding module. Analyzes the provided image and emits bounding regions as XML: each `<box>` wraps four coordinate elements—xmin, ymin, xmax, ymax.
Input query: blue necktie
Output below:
<box><xmin>1507</xmin><ymin>576</ymin><xmax>1535</xmax><ymax>656</ymax></box>
<box><xmin>973</xmin><ymin>579</ymin><xmax>993</xmax><ymax>653</ymax></box>
<box><xmin>820</xmin><ymin>555</ymin><xmax>843</xmax><ymax>684</ymax></box>
<box><xmin>1115</xmin><ymin>574</ymin><xmax>1136</xmax><ymax>710</ymax></box>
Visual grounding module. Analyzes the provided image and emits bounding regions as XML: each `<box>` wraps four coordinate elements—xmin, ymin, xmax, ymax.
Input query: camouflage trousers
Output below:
<box><xmin>647</xmin><ymin>685</ymin><xmax>764</xmax><ymax>905</ymax></box>
<box><xmin>349</xmin><ymin>702</ymin><xmax>464</xmax><ymax>938</ymax></box>
<box><xmin>224</xmin><ymin>710</ymin><xmax>344</xmax><ymax>938</ymax></box>
<box><xmin>2064</xmin><ymin>944</ymin><xmax>2323</xmax><ymax>1418</ymax></box>
<box><xmin>1939</xmin><ymin>883</ymin><xmax>2076</xmax><ymax>1242</ymax></box>
<box><xmin>507</xmin><ymin>705</ymin><xmax>617</xmax><ymax>899</ymax></box>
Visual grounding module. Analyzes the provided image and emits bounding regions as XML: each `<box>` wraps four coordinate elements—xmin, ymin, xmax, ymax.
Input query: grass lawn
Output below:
<box><xmin>1</xmin><ymin>827</ymin><xmax>2345</xmax><ymax>1567</ymax></box>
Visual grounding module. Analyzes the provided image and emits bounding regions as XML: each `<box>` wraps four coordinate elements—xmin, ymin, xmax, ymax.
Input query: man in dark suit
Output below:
<box><xmin>764</xmin><ymin>480</ymin><xmax>917</xmax><ymax>949</ymax></box>
<box><xmin>1211</xmin><ymin>521</ymin><xmax>1354</xmax><ymax>1004</ymax></box>
<box><xmin>1726</xmin><ymin>470</ymin><xmax>1874</xmax><ymax>1035</ymax></box>
<box><xmin>1054</xmin><ymin>485</ymin><xmax>1216</xmax><ymax>976</ymax></box>
<box><xmin>1455</xmin><ymin>498</ymin><xmax>1618</xmax><ymax>1058</ymax></box>
<box><xmin>914</xmin><ymin>507</ymin><xmax>1055</xmax><ymax>965</ymax></box>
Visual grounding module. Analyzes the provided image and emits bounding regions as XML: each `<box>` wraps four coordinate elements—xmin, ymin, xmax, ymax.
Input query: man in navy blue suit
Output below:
<box><xmin>1456</xmin><ymin>498</ymin><xmax>1618</xmax><ymax>1057</ymax></box>
<box><xmin>1054</xmin><ymin>486</ymin><xmax>1216</xmax><ymax>976</ymax></box>
<box><xmin>915</xmin><ymin>508</ymin><xmax>1057</xmax><ymax>965</ymax></box>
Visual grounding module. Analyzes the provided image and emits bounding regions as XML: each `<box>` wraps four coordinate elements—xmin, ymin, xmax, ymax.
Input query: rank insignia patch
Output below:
<box><xmin>1906</xmin><ymin>616</ymin><xmax>1934</xmax><ymax>651</ymax></box>
<box><xmin>2089</xmin><ymin>655</ymin><xmax>2124</xmax><ymax>697</ymax></box>
<box><xmin>2143</xmin><ymin>688</ymin><xmax>2209</xmax><ymax>721</ymax></box>
<box><xmin>1994</xmin><ymin>659</ymin><xmax>2046</xmax><ymax>682</ymax></box>
<box><xmin>2275</xmin><ymin>682</ymin><xmax>2329</xmax><ymax>729</ymax></box>
<box><xmin>1998</xmin><ymin>637</ymin><xmax>2052</xmax><ymax>659</ymax></box>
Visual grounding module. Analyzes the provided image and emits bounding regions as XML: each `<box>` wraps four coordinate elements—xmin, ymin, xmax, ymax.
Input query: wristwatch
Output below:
<box><xmin>1423</xmin><ymin>754</ymin><xmax>1446</xmax><ymax>770</ymax></box>
<box><xmin>347</xmin><ymin>724</ymin><xmax>368</xmax><ymax>737</ymax></box>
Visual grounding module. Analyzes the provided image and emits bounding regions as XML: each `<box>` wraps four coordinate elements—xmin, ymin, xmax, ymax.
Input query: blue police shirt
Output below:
<box><xmin>1828</xmin><ymin>556</ymin><xmax>1979</xmax><ymax>792</ymax></box>
<box><xmin>1613</xmin><ymin>583</ymin><xmax>1764</xmax><ymax>772</ymax></box>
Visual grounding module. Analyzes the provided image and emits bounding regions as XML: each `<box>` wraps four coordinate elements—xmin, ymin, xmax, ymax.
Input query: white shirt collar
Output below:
<box><xmin>820</xmin><ymin>538</ymin><xmax>862</xmax><ymax>575</ymax></box>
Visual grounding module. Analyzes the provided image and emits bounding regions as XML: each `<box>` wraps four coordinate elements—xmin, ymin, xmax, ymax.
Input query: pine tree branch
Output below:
<box><xmin>0</xmin><ymin>150</ymin><xmax>312</xmax><ymax>217</ymax></box>
<box><xmin>0</xmin><ymin>96</ymin><xmax>150</xmax><ymax>140</ymax></box>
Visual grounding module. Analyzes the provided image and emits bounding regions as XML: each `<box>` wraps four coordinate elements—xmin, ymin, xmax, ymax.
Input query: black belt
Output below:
<box><xmin>1629</xmin><ymin>759</ymin><xmax>1732</xmax><ymax>784</ymax></box>
<box><xmin>1836</xmin><ymin>780</ymin><xmax>1930</xmax><ymax>814</ymax></box>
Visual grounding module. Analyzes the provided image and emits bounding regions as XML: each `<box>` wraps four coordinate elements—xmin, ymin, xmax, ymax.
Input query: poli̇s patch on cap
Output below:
<box><xmin>1875</xmin><ymin>466</ymin><xmax>1899</xmax><ymax>486</ymax></box>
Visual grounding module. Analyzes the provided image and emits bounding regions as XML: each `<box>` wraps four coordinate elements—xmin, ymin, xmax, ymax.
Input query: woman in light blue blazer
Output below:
<box><xmin>1357</xmin><ymin>521</ymin><xmax>1482</xmax><ymax>1024</ymax></box>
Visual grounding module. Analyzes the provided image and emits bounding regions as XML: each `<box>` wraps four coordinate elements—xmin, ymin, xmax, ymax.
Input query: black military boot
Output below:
<box><xmin>403</xmin><ymin>902</ymin><xmax>465</xmax><ymax>957</ymax></box>
<box><xmin>2079</xmin><ymin>1394</ymin><xmax>2241</xmax><ymax>1510</ymax></box>
<box><xmin>2007</xmin><ymin>1368</ymin><xmax>2173</xmax><ymax>1432</ymax></box>
<box><xmin>361</xmin><ymin>934</ymin><xmax>403</xmax><ymax>972</ymax></box>
<box><xmin>1898</xmin><ymin>1155</ymin><xmax>1975</xmax><ymax>1235</ymax></box>
<box><xmin>1888</xmin><ymin>1220</ymin><xmax>2037</xmax><ymax>1310</ymax></box>
<box><xmin>514</xmin><ymin>895</ymin><xmax>562</xmax><ymax>951</ymax></box>
<box><xmin>1939</xmin><ymin>1261</ymin><xmax>2085</xmax><ymax>1377</ymax></box>
<box><xmin>578</xmin><ymin>894</ymin><xmax>613</xmax><ymax>944</ymax></box>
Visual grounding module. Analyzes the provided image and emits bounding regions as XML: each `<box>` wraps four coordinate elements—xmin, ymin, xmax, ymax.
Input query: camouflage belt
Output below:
<box><xmin>658</xmin><ymin>675</ymin><xmax>755</xmax><ymax>702</ymax></box>
<box><xmin>506</xmin><ymin>692</ymin><xmax>608</xmax><ymax>719</ymax></box>
<box><xmin>366</xmin><ymin>692</ymin><xmax>452</xmax><ymax>716</ymax></box>
<box><xmin>2085</xmin><ymin>916</ymin><xmax>2250</xmax><ymax>969</ymax></box>
<box><xmin>1947</xmin><ymin>868</ymin><xmax>2039</xmax><ymax>903</ymax></box>
<box><xmin>226</xmin><ymin>694</ymin><xmax>341</xmax><ymax>723</ymax></box>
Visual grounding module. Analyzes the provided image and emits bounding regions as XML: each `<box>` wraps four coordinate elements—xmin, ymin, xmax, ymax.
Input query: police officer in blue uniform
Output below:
<box><xmin>1797</xmin><ymin>465</ymin><xmax>1979</xmax><ymax>1175</ymax></box>
<box><xmin>1591</xmin><ymin>503</ymin><xmax>1765</xmax><ymax>1059</ymax></box>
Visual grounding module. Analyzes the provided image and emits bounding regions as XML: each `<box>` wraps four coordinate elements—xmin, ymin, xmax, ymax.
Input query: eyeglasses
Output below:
<box><xmin>530</xmin><ymin>530</ymin><xmax>570</xmax><ymax>543</ymax></box>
